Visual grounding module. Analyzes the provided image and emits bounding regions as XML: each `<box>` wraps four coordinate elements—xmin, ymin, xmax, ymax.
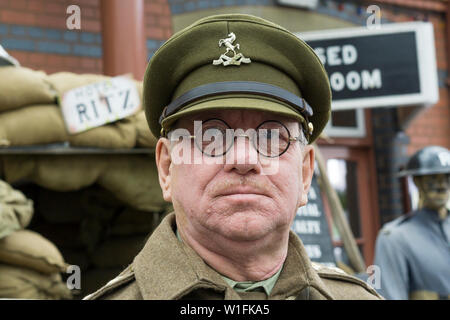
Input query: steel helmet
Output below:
<box><xmin>398</xmin><ymin>146</ymin><xmax>450</xmax><ymax>177</ymax></box>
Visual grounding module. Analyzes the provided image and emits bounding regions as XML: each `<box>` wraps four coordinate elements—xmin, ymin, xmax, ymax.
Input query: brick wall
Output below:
<box><xmin>406</xmin><ymin>89</ymin><xmax>450</xmax><ymax>153</ymax></box>
<box><xmin>369</xmin><ymin>1</ymin><xmax>450</xmax><ymax>154</ymax></box>
<box><xmin>0</xmin><ymin>0</ymin><xmax>173</xmax><ymax>74</ymax></box>
<box><xmin>167</xmin><ymin>0</ymin><xmax>274</xmax><ymax>14</ymax></box>
<box><xmin>372</xmin><ymin>108</ymin><xmax>410</xmax><ymax>224</ymax></box>
<box><xmin>366</xmin><ymin>0</ymin><xmax>450</xmax><ymax>223</ymax></box>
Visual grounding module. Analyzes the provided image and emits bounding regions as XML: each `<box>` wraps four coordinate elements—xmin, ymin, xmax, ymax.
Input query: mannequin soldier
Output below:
<box><xmin>84</xmin><ymin>14</ymin><xmax>381</xmax><ymax>300</ymax></box>
<box><xmin>374</xmin><ymin>146</ymin><xmax>450</xmax><ymax>300</ymax></box>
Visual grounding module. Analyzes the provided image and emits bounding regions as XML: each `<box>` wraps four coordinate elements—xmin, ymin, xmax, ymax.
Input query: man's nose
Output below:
<box><xmin>223</xmin><ymin>135</ymin><xmax>261</xmax><ymax>175</ymax></box>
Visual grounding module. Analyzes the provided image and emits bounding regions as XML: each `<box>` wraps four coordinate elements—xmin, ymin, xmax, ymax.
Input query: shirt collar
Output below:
<box><xmin>175</xmin><ymin>228</ymin><xmax>282</xmax><ymax>296</ymax></box>
<box><xmin>221</xmin><ymin>266</ymin><xmax>283</xmax><ymax>295</ymax></box>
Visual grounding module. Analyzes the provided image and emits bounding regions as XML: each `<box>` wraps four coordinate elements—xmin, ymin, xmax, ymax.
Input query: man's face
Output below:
<box><xmin>156</xmin><ymin>109</ymin><xmax>314</xmax><ymax>243</ymax></box>
<box><xmin>414</xmin><ymin>174</ymin><xmax>450</xmax><ymax>211</ymax></box>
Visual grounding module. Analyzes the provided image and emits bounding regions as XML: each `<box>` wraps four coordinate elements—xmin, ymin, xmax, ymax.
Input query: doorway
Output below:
<box><xmin>319</xmin><ymin>145</ymin><xmax>380</xmax><ymax>266</ymax></box>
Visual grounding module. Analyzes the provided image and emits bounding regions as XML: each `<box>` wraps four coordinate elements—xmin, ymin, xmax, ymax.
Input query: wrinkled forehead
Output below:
<box><xmin>174</xmin><ymin>109</ymin><xmax>301</xmax><ymax>132</ymax></box>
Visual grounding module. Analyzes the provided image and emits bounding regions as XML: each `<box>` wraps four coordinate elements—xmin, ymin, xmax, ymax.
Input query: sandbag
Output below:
<box><xmin>0</xmin><ymin>180</ymin><xmax>34</xmax><ymax>238</ymax></box>
<box><xmin>131</xmin><ymin>110</ymin><xmax>157</xmax><ymax>148</ymax></box>
<box><xmin>28</xmin><ymin>155</ymin><xmax>106</xmax><ymax>192</ymax></box>
<box><xmin>1</xmin><ymin>155</ymin><xmax>37</xmax><ymax>185</ymax></box>
<box><xmin>134</xmin><ymin>80</ymin><xmax>143</xmax><ymax>99</ymax></box>
<box><xmin>98</xmin><ymin>155</ymin><xmax>167</xmax><ymax>212</ymax></box>
<box><xmin>48</xmin><ymin>72</ymin><xmax>139</xmax><ymax>149</ymax></box>
<box><xmin>0</xmin><ymin>104</ymin><xmax>68</xmax><ymax>147</ymax></box>
<box><xmin>1</xmin><ymin>155</ymin><xmax>166</xmax><ymax>211</ymax></box>
<box><xmin>0</xmin><ymin>202</ymin><xmax>20</xmax><ymax>239</ymax></box>
<box><xmin>0</xmin><ymin>229</ymin><xmax>68</xmax><ymax>274</ymax></box>
<box><xmin>0</xmin><ymin>264</ymin><xmax>72</xmax><ymax>299</ymax></box>
<box><xmin>0</xmin><ymin>67</ymin><xmax>57</xmax><ymax>112</ymax></box>
<box><xmin>91</xmin><ymin>235</ymin><xmax>147</xmax><ymax>268</ymax></box>
<box><xmin>47</xmin><ymin>72</ymin><xmax>110</xmax><ymax>96</ymax></box>
<box><xmin>68</xmin><ymin>118</ymin><xmax>137</xmax><ymax>149</ymax></box>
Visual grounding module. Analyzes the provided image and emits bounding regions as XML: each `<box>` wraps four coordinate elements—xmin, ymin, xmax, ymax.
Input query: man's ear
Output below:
<box><xmin>155</xmin><ymin>138</ymin><xmax>172</xmax><ymax>202</ymax></box>
<box><xmin>298</xmin><ymin>145</ymin><xmax>314</xmax><ymax>207</ymax></box>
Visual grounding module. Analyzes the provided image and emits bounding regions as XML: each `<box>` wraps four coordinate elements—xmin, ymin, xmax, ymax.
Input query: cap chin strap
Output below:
<box><xmin>159</xmin><ymin>81</ymin><xmax>313</xmax><ymax>123</ymax></box>
<box><xmin>159</xmin><ymin>81</ymin><xmax>314</xmax><ymax>140</ymax></box>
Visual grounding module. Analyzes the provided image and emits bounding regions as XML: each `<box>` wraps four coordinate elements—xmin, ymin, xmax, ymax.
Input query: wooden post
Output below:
<box><xmin>313</xmin><ymin>143</ymin><xmax>366</xmax><ymax>273</ymax></box>
<box><xmin>100</xmin><ymin>0</ymin><xmax>147</xmax><ymax>80</ymax></box>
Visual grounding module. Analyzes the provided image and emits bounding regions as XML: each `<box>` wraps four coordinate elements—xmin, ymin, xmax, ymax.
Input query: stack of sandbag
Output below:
<box><xmin>0</xmin><ymin>154</ymin><xmax>169</xmax><ymax>213</ymax></box>
<box><xmin>32</xmin><ymin>186</ymin><xmax>121</xmax><ymax>253</ymax></box>
<box><xmin>30</xmin><ymin>185</ymin><xmax>123</xmax><ymax>295</ymax></box>
<box><xmin>47</xmin><ymin>72</ymin><xmax>157</xmax><ymax>149</ymax></box>
<box><xmin>0</xmin><ymin>180</ymin><xmax>72</xmax><ymax>299</ymax></box>
<box><xmin>47</xmin><ymin>72</ymin><xmax>136</xmax><ymax>149</ymax></box>
<box><xmin>0</xmin><ymin>67</ymin><xmax>157</xmax><ymax>149</ymax></box>
<box><xmin>0</xmin><ymin>179</ymin><xmax>33</xmax><ymax>238</ymax></box>
<box><xmin>81</xmin><ymin>207</ymin><xmax>164</xmax><ymax>295</ymax></box>
<box><xmin>0</xmin><ymin>230</ymin><xmax>72</xmax><ymax>299</ymax></box>
<box><xmin>130</xmin><ymin>109</ymin><xmax>158</xmax><ymax>148</ymax></box>
<box><xmin>0</xmin><ymin>67</ymin><xmax>62</xmax><ymax>147</ymax></box>
<box><xmin>28</xmin><ymin>184</ymin><xmax>166</xmax><ymax>297</ymax></box>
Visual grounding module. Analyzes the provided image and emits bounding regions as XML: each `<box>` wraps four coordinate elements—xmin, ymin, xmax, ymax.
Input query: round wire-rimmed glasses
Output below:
<box><xmin>176</xmin><ymin>118</ymin><xmax>303</xmax><ymax>158</ymax></box>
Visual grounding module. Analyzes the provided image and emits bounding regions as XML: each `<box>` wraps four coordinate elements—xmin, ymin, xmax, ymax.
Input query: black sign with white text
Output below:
<box><xmin>307</xmin><ymin>32</ymin><xmax>420</xmax><ymax>100</ymax></box>
<box><xmin>297</xmin><ymin>22</ymin><xmax>439</xmax><ymax>110</ymax></box>
<box><xmin>291</xmin><ymin>174</ymin><xmax>336</xmax><ymax>267</ymax></box>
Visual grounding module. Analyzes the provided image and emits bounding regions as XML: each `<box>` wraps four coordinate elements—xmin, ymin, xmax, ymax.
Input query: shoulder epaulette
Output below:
<box><xmin>83</xmin><ymin>264</ymin><xmax>135</xmax><ymax>300</ymax></box>
<box><xmin>380</xmin><ymin>212</ymin><xmax>415</xmax><ymax>235</ymax></box>
<box><xmin>311</xmin><ymin>262</ymin><xmax>383</xmax><ymax>299</ymax></box>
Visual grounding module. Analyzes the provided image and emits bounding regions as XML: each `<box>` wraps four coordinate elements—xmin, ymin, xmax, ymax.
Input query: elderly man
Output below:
<box><xmin>85</xmin><ymin>14</ymin><xmax>381</xmax><ymax>300</ymax></box>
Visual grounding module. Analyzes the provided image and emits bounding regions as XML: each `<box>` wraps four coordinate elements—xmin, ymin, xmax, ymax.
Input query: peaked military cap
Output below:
<box><xmin>143</xmin><ymin>13</ymin><xmax>331</xmax><ymax>143</ymax></box>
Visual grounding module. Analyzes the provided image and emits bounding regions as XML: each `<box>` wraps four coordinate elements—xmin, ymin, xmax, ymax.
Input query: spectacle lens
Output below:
<box><xmin>256</xmin><ymin>121</ymin><xmax>290</xmax><ymax>157</ymax></box>
<box><xmin>195</xmin><ymin>119</ymin><xmax>232</xmax><ymax>157</ymax></box>
<box><xmin>194</xmin><ymin>119</ymin><xmax>292</xmax><ymax>158</ymax></box>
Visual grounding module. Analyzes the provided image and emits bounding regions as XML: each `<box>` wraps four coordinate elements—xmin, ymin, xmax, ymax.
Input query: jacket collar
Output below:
<box><xmin>132</xmin><ymin>212</ymin><xmax>333</xmax><ymax>300</ymax></box>
<box><xmin>269</xmin><ymin>230</ymin><xmax>334</xmax><ymax>299</ymax></box>
<box><xmin>133</xmin><ymin>213</ymin><xmax>238</xmax><ymax>299</ymax></box>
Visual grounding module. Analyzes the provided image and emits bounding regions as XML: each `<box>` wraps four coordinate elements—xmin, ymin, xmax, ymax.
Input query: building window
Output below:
<box><xmin>324</xmin><ymin>109</ymin><xmax>366</xmax><ymax>138</ymax></box>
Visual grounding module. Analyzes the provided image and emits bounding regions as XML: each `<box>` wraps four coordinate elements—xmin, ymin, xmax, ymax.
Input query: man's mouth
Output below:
<box><xmin>219</xmin><ymin>188</ymin><xmax>267</xmax><ymax>197</ymax></box>
<box><xmin>214</xmin><ymin>185</ymin><xmax>271</xmax><ymax>200</ymax></box>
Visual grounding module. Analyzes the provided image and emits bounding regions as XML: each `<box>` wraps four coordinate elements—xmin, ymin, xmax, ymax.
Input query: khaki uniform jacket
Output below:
<box><xmin>84</xmin><ymin>213</ymin><xmax>383</xmax><ymax>300</ymax></box>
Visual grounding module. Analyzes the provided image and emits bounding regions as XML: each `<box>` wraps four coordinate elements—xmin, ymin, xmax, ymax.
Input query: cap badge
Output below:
<box><xmin>213</xmin><ymin>32</ymin><xmax>251</xmax><ymax>66</ymax></box>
